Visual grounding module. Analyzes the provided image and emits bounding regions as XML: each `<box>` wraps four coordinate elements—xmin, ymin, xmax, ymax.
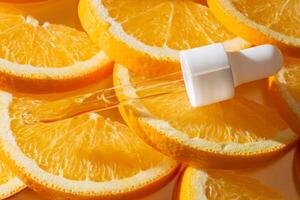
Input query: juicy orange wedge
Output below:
<box><xmin>0</xmin><ymin>91</ymin><xmax>179</xmax><ymax>199</ymax></box>
<box><xmin>208</xmin><ymin>0</ymin><xmax>300</xmax><ymax>58</ymax></box>
<box><xmin>175</xmin><ymin>167</ymin><xmax>283</xmax><ymax>199</ymax></box>
<box><xmin>0</xmin><ymin>4</ymin><xmax>113</xmax><ymax>93</ymax></box>
<box><xmin>114</xmin><ymin>64</ymin><xmax>298</xmax><ymax>169</ymax></box>
<box><xmin>79</xmin><ymin>0</ymin><xmax>249</xmax><ymax>75</ymax></box>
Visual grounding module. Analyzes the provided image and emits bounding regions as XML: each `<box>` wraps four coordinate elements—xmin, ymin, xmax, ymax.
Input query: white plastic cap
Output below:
<box><xmin>179</xmin><ymin>43</ymin><xmax>283</xmax><ymax>107</ymax></box>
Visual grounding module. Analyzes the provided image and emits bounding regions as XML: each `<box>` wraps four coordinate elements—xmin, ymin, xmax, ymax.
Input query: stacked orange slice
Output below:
<box><xmin>175</xmin><ymin>167</ymin><xmax>283</xmax><ymax>199</ymax></box>
<box><xmin>0</xmin><ymin>4</ymin><xmax>113</xmax><ymax>93</ymax></box>
<box><xmin>114</xmin><ymin>64</ymin><xmax>298</xmax><ymax>169</ymax></box>
<box><xmin>208</xmin><ymin>0</ymin><xmax>300</xmax><ymax>57</ymax></box>
<box><xmin>79</xmin><ymin>0</ymin><xmax>250</xmax><ymax>75</ymax></box>
<box><xmin>0</xmin><ymin>90</ymin><xmax>179</xmax><ymax>199</ymax></box>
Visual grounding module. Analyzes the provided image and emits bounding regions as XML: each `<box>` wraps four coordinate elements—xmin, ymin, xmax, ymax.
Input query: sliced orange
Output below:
<box><xmin>269</xmin><ymin>57</ymin><xmax>300</xmax><ymax>133</ymax></box>
<box><xmin>78</xmin><ymin>0</ymin><xmax>249</xmax><ymax>75</ymax></box>
<box><xmin>0</xmin><ymin>4</ymin><xmax>113</xmax><ymax>93</ymax></box>
<box><xmin>208</xmin><ymin>0</ymin><xmax>300</xmax><ymax>58</ymax></box>
<box><xmin>174</xmin><ymin>167</ymin><xmax>283</xmax><ymax>200</ymax></box>
<box><xmin>0</xmin><ymin>91</ymin><xmax>179</xmax><ymax>199</ymax></box>
<box><xmin>113</xmin><ymin>64</ymin><xmax>299</xmax><ymax>169</ymax></box>
<box><xmin>0</xmin><ymin>159</ymin><xmax>25</xmax><ymax>199</ymax></box>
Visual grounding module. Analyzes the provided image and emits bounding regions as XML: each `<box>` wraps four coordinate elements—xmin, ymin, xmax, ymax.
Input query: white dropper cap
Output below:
<box><xmin>179</xmin><ymin>43</ymin><xmax>283</xmax><ymax>107</ymax></box>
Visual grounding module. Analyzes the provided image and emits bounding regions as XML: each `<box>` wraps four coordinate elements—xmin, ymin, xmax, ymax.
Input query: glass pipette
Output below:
<box><xmin>22</xmin><ymin>71</ymin><xmax>185</xmax><ymax>124</ymax></box>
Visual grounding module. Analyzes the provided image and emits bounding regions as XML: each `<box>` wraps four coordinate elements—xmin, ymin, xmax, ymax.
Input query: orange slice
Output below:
<box><xmin>113</xmin><ymin>64</ymin><xmax>299</xmax><ymax>169</ymax></box>
<box><xmin>208</xmin><ymin>0</ymin><xmax>300</xmax><ymax>58</ymax></box>
<box><xmin>0</xmin><ymin>159</ymin><xmax>25</xmax><ymax>199</ymax></box>
<box><xmin>269</xmin><ymin>57</ymin><xmax>300</xmax><ymax>133</ymax></box>
<box><xmin>175</xmin><ymin>167</ymin><xmax>283</xmax><ymax>200</ymax></box>
<box><xmin>0</xmin><ymin>91</ymin><xmax>179</xmax><ymax>199</ymax></box>
<box><xmin>0</xmin><ymin>4</ymin><xmax>113</xmax><ymax>93</ymax></box>
<box><xmin>78</xmin><ymin>0</ymin><xmax>249</xmax><ymax>75</ymax></box>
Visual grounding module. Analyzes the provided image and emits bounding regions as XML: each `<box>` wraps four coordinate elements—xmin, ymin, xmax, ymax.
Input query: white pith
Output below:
<box><xmin>191</xmin><ymin>169</ymin><xmax>208</xmax><ymax>200</ymax></box>
<box><xmin>0</xmin><ymin>51</ymin><xmax>110</xmax><ymax>79</ymax></box>
<box><xmin>0</xmin><ymin>178</ymin><xmax>25</xmax><ymax>198</ymax></box>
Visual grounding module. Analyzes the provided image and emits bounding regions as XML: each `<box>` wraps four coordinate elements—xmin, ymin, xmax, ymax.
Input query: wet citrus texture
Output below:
<box><xmin>0</xmin><ymin>4</ymin><xmax>113</xmax><ymax>93</ymax></box>
<box><xmin>79</xmin><ymin>0</ymin><xmax>249</xmax><ymax>75</ymax></box>
<box><xmin>0</xmin><ymin>91</ymin><xmax>179</xmax><ymax>199</ymax></box>
<box><xmin>175</xmin><ymin>167</ymin><xmax>283</xmax><ymax>200</ymax></box>
<box><xmin>113</xmin><ymin>64</ymin><xmax>298</xmax><ymax>168</ymax></box>
<box><xmin>208</xmin><ymin>0</ymin><xmax>300</xmax><ymax>57</ymax></box>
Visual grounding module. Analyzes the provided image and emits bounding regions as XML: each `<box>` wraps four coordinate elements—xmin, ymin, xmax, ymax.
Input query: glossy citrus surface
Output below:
<box><xmin>114</xmin><ymin>64</ymin><xmax>298</xmax><ymax>168</ymax></box>
<box><xmin>79</xmin><ymin>0</ymin><xmax>249</xmax><ymax>75</ymax></box>
<box><xmin>208</xmin><ymin>0</ymin><xmax>300</xmax><ymax>57</ymax></box>
<box><xmin>0</xmin><ymin>91</ymin><xmax>179</xmax><ymax>199</ymax></box>
<box><xmin>0</xmin><ymin>3</ymin><xmax>113</xmax><ymax>93</ymax></box>
<box><xmin>175</xmin><ymin>167</ymin><xmax>283</xmax><ymax>200</ymax></box>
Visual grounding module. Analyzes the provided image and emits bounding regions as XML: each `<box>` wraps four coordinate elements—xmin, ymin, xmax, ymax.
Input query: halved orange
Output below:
<box><xmin>78</xmin><ymin>0</ymin><xmax>249</xmax><ymax>75</ymax></box>
<box><xmin>113</xmin><ymin>64</ymin><xmax>299</xmax><ymax>169</ymax></box>
<box><xmin>269</xmin><ymin>57</ymin><xmax>300</xmax><ymax>134</ymax></box>
<box><xmin>174</xmin><ymin>167</ymin><xmax>283</xmax><ymax>199</ymax></box>
<box><xmin>0</xmin><ymin>91</ymin><xmax>179</xmax><ymax>199</ymax></box>
<box><xmin>0</xmin><ymin>4</ymin><xmax>113</xmax><ymax>93</ymax></box>
<box><xmin>0</xmin><ymin>159</ymin><xmax>25</xmax><ymax>199</ymax></box>
<box><xmin>208</xmin><ymin>0</ymin><xmax>300</xmax><ymax>58</ymax></box>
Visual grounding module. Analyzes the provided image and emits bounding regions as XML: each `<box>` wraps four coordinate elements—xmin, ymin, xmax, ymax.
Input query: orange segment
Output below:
<box><xmin>78</xmin><ymin>0</ymin><xmax>249</xmax><ymax>75</ymax></box>
<box><xmin>269</xmin><ymin>57</ymin><xmax>300</xmax><ymax>133</ymax></box>
<box><xmin>0</xmin><ymin>21</ymin><xmax>96</xmax><ymax>68</ymax></box>
<box><xmin>113</xmin><ymin>64</ymin><xmax>298</xmax><ymax>169</ymax></box>
<box><xmin>0</xmin><ymin>159</ymin><xmax>25</xmax><ymax>199</ymax></box>
<box><xmin>208</xmin><ymin>0</ymin><xmax>300</xmax><ymax>57</ymax></box>
<box><xmin>175</xmin><ymin>167</ymin><xmax>283</xmax><ymax>200</ymax></box>
<box><xmin>0</xmin><ymin>4</ymin><xmax>113</xmax><ymax>93</ymax></box>
<box><xmin>0</xmin><ymin>91</ymin><xmax>179</xmax><ymax>199</ymax></box>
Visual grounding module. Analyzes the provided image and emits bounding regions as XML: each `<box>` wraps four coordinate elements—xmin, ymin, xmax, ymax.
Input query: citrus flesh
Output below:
<box><xmin>113</xmin><ymin>64</ymin><xmax>298</xmax><ymax>169</ymax></box>
<box><xmin>0</xmin><ymin>91</ymin><xmax>179</xmax><ymax>199</ymax></box>
<box><xmin>0</xmin><ymin>4</ymin><xmax>113</xmax><ymax>93</ymax></box>
<box><xmin>0</xmin><ymin>159</ymin><xmax>25</xmax><ymax>199</ymax></box>
<box><xmin>270</xmin><ymin>57</ymin><xmax>300</xmax><ymax>134</ymax></box>
<box><xmin>78</xmin><ymin>0</ymin><xmax>249</xmax><ymax>75</ymax></box>
<box><xmin>208</xmin><ymin>0</ymin><xmax>300</xmax><ymax>57</ymax></box>
<box><xmin>175</xmin><ymin>167</ymin><xmax>283</xmax><ymax>200</ymax></box>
